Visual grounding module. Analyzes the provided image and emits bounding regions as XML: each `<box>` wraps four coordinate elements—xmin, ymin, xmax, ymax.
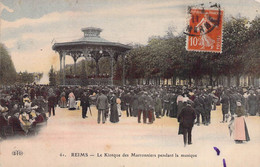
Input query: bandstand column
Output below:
<box><xmin>59</xmin><ymin>52</ymin><xmax>63</xmax><ymax>84</ymax></box>
<box><xmin>71</xmin><ymin>52</ymin><xmax>81</xmax><ymax>75</ymax></box>
<box><xmin>95</xmin><ymin>59</ymin><xmax>100</xmax><ymax>76</ymax></box>
<box><xmin>122</xmin><ymin>53</ymin><xmax>126</xmax><ymax>85</ymax></box>
<box><xmin>73</xmin><ymin>56</ymin><xmax>77</xmax><ymax>75</ymax></box>
<box><xmin>74</xmin><ymin>60</ymin><xmax>77</xmax><ymax>74</ymax></box>
<box><xmin>108</xmin><ymin>51</ymin><xmax>115</xmax><ymax>86</ymax></box>
<box><xmin>111</xmin><ymin>55</ymin><xmax>114</xmax><ymax>85</ymax></box>
<box><xmin>63</xmin><ymin>53</ymin><xmax>66</xmax><ymax>85</ymax></box>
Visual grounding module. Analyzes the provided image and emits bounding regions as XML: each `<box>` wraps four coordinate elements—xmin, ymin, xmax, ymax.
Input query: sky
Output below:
<box><xmin>0</xmin><ymin>0</ymin><xmax>260</xmax><ymax>73</ymax></box>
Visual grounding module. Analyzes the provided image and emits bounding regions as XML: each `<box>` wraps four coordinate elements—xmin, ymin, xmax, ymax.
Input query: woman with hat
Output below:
<box><xmin>68</xmin><ymin>92</ymin><xmax>76</xmax><ymax>110</ymax></box>
<box><xmin>19</xmin><ymin>108</ymin><xmax>32</xmax><ymax>134</ymax></box>
<box><xmin>110</xmin><ymin>92</ymin><xmax>119</xmax><ymax>123</ymax></box>
<box><xmin>233</xmin><ymin>101</ymin><xmax>250</xmax><ymax>143</ymax></box>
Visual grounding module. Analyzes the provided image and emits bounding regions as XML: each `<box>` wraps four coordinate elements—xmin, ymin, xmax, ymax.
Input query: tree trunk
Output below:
<box><xmin>227</xmin><ymin>75</ymin><xmax>231</xmax><ymax>87</ymax></box>
<box><xmin>188</xmin><ymin>76</ymin><xmax>192</xmax><ymax>86</ymax></box>
<box><xmin>195</xmin><ymin>78</ymin><xmax>199</xmax><ymax>86</ymax></box>
<box><xmin>251</xmin><ymin>76</ymin><xmax>255</xmax><ymax>86</ymax></box>
<box><xmin>209</xmin><ymin>74</ymin><xmax>213</xmax><ymax>86</ymax></box>
<box><xmin>172</xmin><ymin>76</ymin><xmax>176</xmax><ymax>86</ymax></box>
<box><xmin>236</xmin><ymin>75</ymin><xmax>240</xmax><ymax>87</ymax></box>
<box><xmin>95</xmin><ymin>60</ymin><xmax>99</xmax><ymax>76</ymax></box>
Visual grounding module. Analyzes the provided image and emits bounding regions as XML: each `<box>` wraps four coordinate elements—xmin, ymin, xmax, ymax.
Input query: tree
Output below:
<box><xmin>80</xmin><ymin>60</ymin><xmax>88</xmax><ymax>86</ymax></box>
<box><xmin>0</xmin><ymin>43</ymin><xmax>17</xmax><ymax>85</ymax></box>
<box><xmin>49</xmin><ymin>66</ymin><xmax>56</xmax><ymax>86</ymax></box>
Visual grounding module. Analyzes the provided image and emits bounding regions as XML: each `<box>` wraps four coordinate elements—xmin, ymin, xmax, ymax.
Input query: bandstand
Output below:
<box><xmin>52</xmin><ymin>27</ymin><xmax>132</xmax><ymax>85</ymax></box>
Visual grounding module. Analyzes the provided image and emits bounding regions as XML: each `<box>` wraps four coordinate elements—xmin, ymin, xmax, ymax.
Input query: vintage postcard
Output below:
<box><xmin>0</xmin><ymin>0</ymin><xmax>260</xmax><ymax>167</ymax></box>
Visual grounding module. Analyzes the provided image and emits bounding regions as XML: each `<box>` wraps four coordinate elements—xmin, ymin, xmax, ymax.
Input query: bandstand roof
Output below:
<box><xmin>52</xmin><ymin>27</ymin><xmax>132</xmax><ymax>52</ymax></box>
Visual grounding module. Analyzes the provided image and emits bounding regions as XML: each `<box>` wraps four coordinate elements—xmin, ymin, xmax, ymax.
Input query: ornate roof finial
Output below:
<box><xmin>81</xmin><ymin>27</ymin><xmax>102</xmax><ymax>37</ymax></box>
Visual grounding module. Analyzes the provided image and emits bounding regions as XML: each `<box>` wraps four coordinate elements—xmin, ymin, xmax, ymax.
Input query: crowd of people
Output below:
<box><xmin>1</xmin><ymin>84</ymin><xmax>259</xmax><ymax>145</ymax></box>
<box><xmin>0</xmin><ymin>85</ymin><xmax>50</xmax><ymax>139</ymax></box>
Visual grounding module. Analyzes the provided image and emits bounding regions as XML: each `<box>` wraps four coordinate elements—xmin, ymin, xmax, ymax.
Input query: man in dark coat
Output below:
<box><xmin>80</xmin><ymin>91</ymin><xmax>90</xmax><ymax>119</ymax></box>
<box><xmin>162</xmin><ymin>93</ymin><xmax>170</xmax><ymax>117</ymax></box>
<box><xmin>204</xmin><ymin>94</ymin><xmax>213</xmax><ymax>125</ymax></box>
<box><xmin>120</xmin><ymin>91</ymin><xmax>126</xmax><ymax>111</ymax></box>
<box><xmin>178</xmin><ymin>100</ymin><xmax>196</xmax><ymax>146</ymax></box>
<box><xmin>229</xmin><ymin>92</ymin><xmax>237</xmax><ymax>116</ymax></box>
<box><xmin>170</xmin><ymin>93</ymin><xmax>178</xmax><ymax>118</ymax></box>
<box><xmin>96</xmin><ymin>90</ymin><xmax>109</xmax><ymax>124</ymax></box>
<box><xmin>48</xmin><ymin>94</ymin><xmax>56</xmax><ymax>117</ymax></box>
<box><xmin>124</xmin><ymin>92</ymin><xmax>132</xmax><ymax>117</ymax></box>
<box><xmin>193</xmin><ymin>94</ymin><xmax>204</xmax><ymax>126</ymax></box>
<box><xmin>131</xmin><ymin>91</ymin><xmax>139</xmax><ymax>117</ymax></box>
<box><xmin>146</xmin><ymin>93</ymin><xmax>154</xmax><ymax>124</ymax></box>
<box><xmin>220</xmin><ymin>92</ymin><xmax>230</xmax><ymax>122</ymax></box>
<box><xmin>154</xmin><ymin>94</ymin><xmax>162</xmax><ymax>118</ymax></box>
<box><xmin>168</xmin><ymin>92</ymin><xmax>176</xmax><ymax>118</ymax></box>
<box><xmin>248</xmin><ymin>91</ymin><xmax>257</xmax><ymax>116</ymax></box>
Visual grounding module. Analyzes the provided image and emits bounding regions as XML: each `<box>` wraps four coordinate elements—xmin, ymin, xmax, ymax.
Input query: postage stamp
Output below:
<box><xmin>185</xmin><ymin>6</ymin><xmax>224</xmax><ymax>53</ymax></box>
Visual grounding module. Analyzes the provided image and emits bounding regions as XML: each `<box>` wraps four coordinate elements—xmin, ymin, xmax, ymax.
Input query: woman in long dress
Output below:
<box><xmin>233</xmin><ymin>101</ymin><xmax>250</xmax><ymax>143</ymax></box>
<box><xmin>60</xmin><ymin>91</ymin><xmax>67</xmax><ymax>108</ymax></box>
<box><xmin>110</xmin><ymin>93</ymin><xmax>119</xmax><ymax>123</ymax></box>
<box><xmin>68</xmin><ymin>92</ymin><xmax>76</xmax><ymax>110</ymax></box>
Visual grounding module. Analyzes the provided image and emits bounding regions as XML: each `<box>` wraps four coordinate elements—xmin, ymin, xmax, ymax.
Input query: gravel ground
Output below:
<box><xmin>0</xmin><ymin>105</ymin><xmax>259</xmax><ymax>167</ymax></box>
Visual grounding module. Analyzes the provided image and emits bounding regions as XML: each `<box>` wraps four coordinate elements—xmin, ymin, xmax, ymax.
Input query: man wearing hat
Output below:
<box><xmin>220</xmin><ymin>91</ymin><xmax>230</xmax><ymax>123</ymax></box>
<box><xmin>178</xmin><ymin>100</ymin><xmax>196</xmax><ymax>147</ymax></box>
<box><xmin>96</xmin><ymin>90</ymin><xmax>109</xmax><ymax>124</ymax></box>
<box><xmin>80</xmin><ymin>91</ymin><xmax>90</xmax><ymax>119</ymax></box>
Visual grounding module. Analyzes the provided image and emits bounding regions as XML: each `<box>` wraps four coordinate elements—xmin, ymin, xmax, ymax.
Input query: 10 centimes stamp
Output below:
<box><xmin>185</xmin><ymin>4</ymin><xmax>224</xmax><ymax>53</ymax></box>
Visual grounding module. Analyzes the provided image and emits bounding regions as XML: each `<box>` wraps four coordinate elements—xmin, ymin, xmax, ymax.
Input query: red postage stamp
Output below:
<box><xmin>185</xmin><ymin>7</ymin><xmax>224</xmax><ymax>53</ymax></box>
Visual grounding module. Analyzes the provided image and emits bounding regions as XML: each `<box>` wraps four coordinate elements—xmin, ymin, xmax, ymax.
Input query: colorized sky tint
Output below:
<box><xmin>0</xmin><ymin>0</ymin><xmax>259</xmax><ymax>73</ymax></box>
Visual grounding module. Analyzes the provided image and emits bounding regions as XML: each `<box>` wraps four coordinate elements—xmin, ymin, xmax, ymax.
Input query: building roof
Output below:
<box><xmin>52</xmin><ymin>27</ymin><xmax>132</xmax><ymax>51</ymax></box>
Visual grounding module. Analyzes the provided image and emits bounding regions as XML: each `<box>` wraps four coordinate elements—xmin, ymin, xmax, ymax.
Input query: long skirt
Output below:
<box><xmin>110</xmin><ymin>104</ymin><xmax>119</xmax><ymax>123</ymax></box>
<box><xmin>234</xmin><ymin>116</ymin><xmax>250</xmax><ymax>141</ymax></box>
<box><xmin>68</xmin><ymin>97</ymin><xmax>76</xmax><ymax>110</ymax></box>
<box><xmin>60</xmin><ymin>97</ymin><xmax>67</xmax><ymax>108</ymax></box>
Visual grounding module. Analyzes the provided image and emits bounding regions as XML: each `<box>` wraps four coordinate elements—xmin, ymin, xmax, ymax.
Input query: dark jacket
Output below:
<box><xmin>137</xmin><ymin>94</ymin><xmax>146</xmax><ymax>111</ymax></box>
<box><xmin>178</xmin><ymin>105</ymin><xmax>196</xmax><ymax>128</ymax></box>
<box><xmin>193</xmin><ymin>96</ymin><xmax>204</xmax><ymax>114</ymax></box>
<box><xmin>154</xmin><ymin>96</ymin><xmax>162</xmax><ymax>113</ymax></box>
<box><xmin>80</xmin><ymin>95</ymin><xmax>90</xmax><ymax>108</ymax></box>
<box><xmin>48</xmin><ymin>96</ymin><xmax>56</xmax><ymax>107</ymax></box>
<box><xmin>204</xmin><ymin>95</ymin><xmax>212</xmax><ymax>112</ymax></box>
<box><xmin>146</xmin><ymin>95</ymin><xmax>154</xmax><ymax>111</ymax></box>
<box><xmin>229</xmin><ymin>94</ymin><xmax>237</xmax><ymax>112</ymax></box>
<box><xmin>220</xmin><ymin>94</ymin><xmax>229</xmax><ymax>114</ymax></box>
